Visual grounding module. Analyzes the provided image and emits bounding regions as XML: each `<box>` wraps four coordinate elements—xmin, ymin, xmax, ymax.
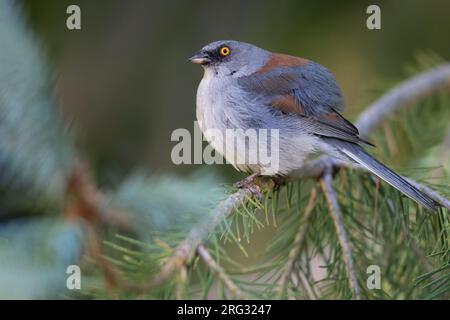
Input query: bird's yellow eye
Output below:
<box><xmin>219</xmin><ymin>46</ymin><xmax>231</xmax><ymax>57</ymax></box>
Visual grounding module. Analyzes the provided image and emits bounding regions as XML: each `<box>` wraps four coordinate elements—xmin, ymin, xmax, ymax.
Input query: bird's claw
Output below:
<box><xmin>233</xmin><ymin>173</ymin><xmax>259</xmax><ymax>189</ymax></box>
<box><xmin>233</xmin><ymin>173</ymin><xmax>264</xmax><ymax>198</ymax></box>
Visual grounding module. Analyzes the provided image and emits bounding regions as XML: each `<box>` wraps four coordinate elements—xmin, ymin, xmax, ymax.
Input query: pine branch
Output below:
<box><xmin>175</xmin><ymin>265</ymin><xmax>188</xmax><ymax>300</ymax></box>
<box><xmin>127</xmin><ymin>187</ymin><xmax>256</xmax><ymax>292</ymax></box>
<box><xmin>277</xmin><ymin>189</ymin><xmax>317</xmax><ymax>298</ymax></box>
<box><xmin>404</xmin><ymin>178</ymin><xmax>450</xmax><ymax>210</ymax></box>
<box><xmin>320</xmin><ymin>169</ymin><xmax>361</xmax><ymax>300</ymax></box>
<box><xmin>197</xmin><ymin>244</ymin><xmax>246</xmax><ymax>299</ymax></box>
<box><xmin>63</xmin><ymin>163</ymin><xmax>138</xmax><ymax>290</ymax></box>
<box><xmin>356</xmin><ymin>63</ymin><xmax>450</xmax><ymax>138</ymax></box>
<box><xmin>64</xmin><ymin>164</ymin><xmax>132</xmax><ymax>229</ymax></box>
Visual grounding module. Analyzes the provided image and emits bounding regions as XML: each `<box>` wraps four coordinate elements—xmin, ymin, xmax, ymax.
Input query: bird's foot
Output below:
<box><xmin>233</xmin><ymin>172</ymin><xmax>264</xmax><ymax>199</ymax></box>
<box><xmin>270</xmin><ymin>176</ymin><xmax>286</xmax><ymax>191</ymax></box>
<box><xmin>234</xmin><ymin>172</ymin><xmax>260</xmax><ymax>189</ymax></box>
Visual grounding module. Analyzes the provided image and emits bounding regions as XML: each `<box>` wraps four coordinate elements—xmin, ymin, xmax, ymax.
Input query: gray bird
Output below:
<box><xmin>189</xmin><ymin>40</ymin><xmax>438</xmax><ymax>211</ymax></box>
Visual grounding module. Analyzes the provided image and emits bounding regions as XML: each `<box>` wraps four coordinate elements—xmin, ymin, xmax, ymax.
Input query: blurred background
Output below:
<box><xmin>23</xmin><ymin>0</ymin><xmax>450</xmax><ymax>185</ymax></box>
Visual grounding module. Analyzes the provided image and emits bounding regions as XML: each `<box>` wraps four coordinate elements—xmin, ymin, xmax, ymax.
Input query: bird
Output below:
<box><xmin>189</xmin><ymin>40</ymin><xmax>439</xmax><ymax>211</ymax></box>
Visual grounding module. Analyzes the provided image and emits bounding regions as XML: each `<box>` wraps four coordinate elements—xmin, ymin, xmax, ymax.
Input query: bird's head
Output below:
<box><xmin>189</xmin><ymin>40</ymin><xmax>270</xmax><ymax>77</ymax></box>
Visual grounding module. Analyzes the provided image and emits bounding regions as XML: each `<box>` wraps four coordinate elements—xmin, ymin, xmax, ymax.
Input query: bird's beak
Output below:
<box><xmin>188</xmin><ymin>51</ymin><xmax>211</xmax><ymax>65</ymax></box>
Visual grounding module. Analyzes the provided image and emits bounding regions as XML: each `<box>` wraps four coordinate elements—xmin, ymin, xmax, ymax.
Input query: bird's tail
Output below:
<box><xmin>330</xmin><ymin>140</ymin><xmax>439</xmax><ymax>211</ymax></box>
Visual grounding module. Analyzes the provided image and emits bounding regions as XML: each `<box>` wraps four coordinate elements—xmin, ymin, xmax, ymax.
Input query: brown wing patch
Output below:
<box><xmin>258</xmin><ymin>53</ymin><xmax>309</xmax><ymax>74</ymax></box>
<box><xmin>270</xmin><ymin>95</ymin><xmax>375</xmax><ymax>146</ymax></box>
<box><xmin>270</xmin><ymin>94</ymin><xmax>352</xmax><ymax>133</ymax></box>
<box><xmin>271</xmin><ymin>95</ymin><xmax>305</xmax><ymax>114</ymax></box>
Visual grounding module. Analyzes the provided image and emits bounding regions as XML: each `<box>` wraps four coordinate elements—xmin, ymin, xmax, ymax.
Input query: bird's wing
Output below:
<box><xmin>237</xmin><ymin>55</ymin><xmax>372</xmax><ymax>145</ymax></box>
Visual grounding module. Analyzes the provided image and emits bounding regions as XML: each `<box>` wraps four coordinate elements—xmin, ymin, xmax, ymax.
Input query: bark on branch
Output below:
<box><xmin>277</xmin><ymin>189</ymin><xmax>317</xmax><ymax>298</ymax></box>
<box><xmin>356</xmin><ymin>64</ymin><xmax>450</xmax><ymax>138</ymax></box>
<box><xmin>320</xmin><ymin>170</ymin><xmax>362</xmax><ymax>300</ymax></box>
<box><xmin>197</xmin><ymin>244</ymin><xmax>246</xmax><ymax>299</ymax></box>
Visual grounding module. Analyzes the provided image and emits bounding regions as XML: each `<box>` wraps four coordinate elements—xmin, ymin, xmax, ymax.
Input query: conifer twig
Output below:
<box><xmin>296</xmin><ymin>272</ymin><xmax>319</xmax><ymax>300</ymax></box>
<box><xmin>65</xmin><ymin>163</ymin><xmax>132</xmax><ymax>229</ymax></box>
<box><xmin>176</xmin><ymin>265</ymin><xmax>188</xmax><ymax>300</ymax></box>
<box><xmin>64</xmin><ymin>164</ymin><xmax>129</xmax><ymax>289</ymax></box>
<box><xmin>356</xmin><ymin>63</ymin><xmax>450</xmax><ymax>138</ymax></box>
<box><xmin>197</xmin><ymin>244</ymin><xmax>246</xmax><ymax>299</ymax></box>
<box><xmin>320</xmin><ymin>168</ymin><xmax>362</xmax><ymax>300</ymax></box>
<box><xmin>132</xmin><ymin>187</ymin><xmax>255</xmax><ymax>291</ymax></box>
<box><xmin>277</xmin><ymin>189</ymin><xmax>317</xmax><ymax>298</ymax></box>
<box><xmin>404</xmin><ymin>177</ymin><xmax>450</xmax><ymax>210</ymax></box>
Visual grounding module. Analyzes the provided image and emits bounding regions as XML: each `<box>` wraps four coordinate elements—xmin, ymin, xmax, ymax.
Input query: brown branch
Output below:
<box><xmin>404</xmin><ymin>177</ymin><xmax>450</xmax><ymax>210</ymax></box>
<box><xmin>64</xmin><ymin>163</ymin><xmax>130</xmax><ymax>290</ymax></box>
<box><xmin>296</xmin><ymin>272</ymin><xmax>319</xmax><ymax>300</ymax></box>
<box><xmin>320</xmin><ymin>169</ymin><xmax>362</xmax><ymax>300</ymax></box>
<box><xmin>64</xmin><ymin>163</ymin><xmax>132</xmax><ymax>229</ymax></box>
<box><xmin>277</xmin><ymin>189</ymin><xmax>317</xmax><ymax>298</ymax></box>
<box><xmin>356</xmin><ymin>63</ymin><xmax>450</xmax><ymax>138</ymax></box>
<box><xmin>175</xmin><ymin>265</ymin><xmax>188</xmax><ymax>300</ymax></box>
<box><xmin>84</xmin><ymin>225</ymin><xmax>122</xmax><ymax>290</ymax></box>
<box><xmin>197</xmin><ymin>244</ymin><xmax>246</xmax><ymax>299</ymax></box>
